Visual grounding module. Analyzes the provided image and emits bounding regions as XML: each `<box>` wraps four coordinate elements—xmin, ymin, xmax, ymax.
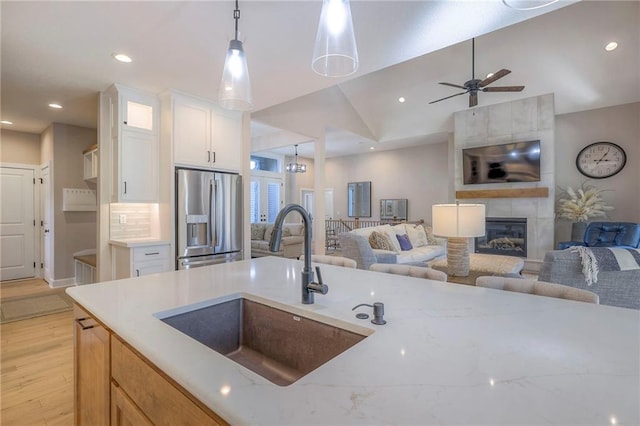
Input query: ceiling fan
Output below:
<box><xmin>429</xmin><ymin>38</ymin><xmax>524</xmax><ymax>108</ymax></box>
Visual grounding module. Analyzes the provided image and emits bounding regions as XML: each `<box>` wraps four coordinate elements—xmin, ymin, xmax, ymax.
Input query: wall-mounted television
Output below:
<box><xmin>462</xmin><ymin>140</ymin><xmax>541</xmax><ymax>184</ymax></box>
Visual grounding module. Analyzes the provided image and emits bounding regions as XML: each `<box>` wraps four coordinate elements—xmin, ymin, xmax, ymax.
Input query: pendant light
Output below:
<box><xmin>311</xmin><ymin>0</ymin><xmax>359</xmax><ymax>77</ymax></box>
<box><xmin>219</xmin><ymin>0</ymin><xmax>253</xmax><ymax>111</ymax></box>
<box><xmin>286</xmin><ymin>145</ymin><xmax>307</xmax><ymax>173</ymax></box>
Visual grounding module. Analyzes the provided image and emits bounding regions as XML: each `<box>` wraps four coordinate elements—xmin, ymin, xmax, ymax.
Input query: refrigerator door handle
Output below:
<box><xmin>209</xmin><ymin>179</ymin><xmax>215</xmax><ymax>248</ymax></box>
<box><xmin>213</xmin><ymin>179</ymin><xmax>218</xmax><ymax>246</ymax></box>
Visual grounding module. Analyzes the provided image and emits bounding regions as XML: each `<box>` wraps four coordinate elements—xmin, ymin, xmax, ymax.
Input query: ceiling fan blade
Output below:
<box><xmin>438</xmin><ymin>82</ymin><xmax>467</xmax><ymax>90</ymax></box>
<box><xmin>469</xmin><ymin>93</ymin><xmax>478</xmax><ymax>108</ymax></box>
<box><xmin>482</xmin><ymin>85</ymin><xmax>525</xmax><ymax>92</ymax></box>
<box><xmin>479</xmin><ymin>69</ymin><xmax>511</xmax><ymax>87</ymax></box>
<box><xmin>429</xmin><ymin>91</ymin><xmax>468</xmax><ymax>104</ymax></box>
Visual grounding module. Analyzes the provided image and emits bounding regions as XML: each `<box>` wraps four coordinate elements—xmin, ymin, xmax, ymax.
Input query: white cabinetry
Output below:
<box><xmin>167</xmin><ymin>91</ymin><xmax>242</xmax><ymax>172</ymax></box>
<box><xmin>107</xmin><ymin>84</ymin><xmax>159</xmax><ymax>202</ymax></box>
<box><xmin>83</xmin><ymin>144</ymin><xmax>98</xmax><ymax>182</ymax></box>
<box><xmin>111</xmin><ymin>242</ymin><xmax>171</xmax><ymax>279</ymax></box>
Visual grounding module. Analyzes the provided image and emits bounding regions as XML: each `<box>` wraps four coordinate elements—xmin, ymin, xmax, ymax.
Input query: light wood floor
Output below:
<box><xmin>1</xmin><ymin>279</ymin><xmax>74</xmax><ymax>425</ymax></box>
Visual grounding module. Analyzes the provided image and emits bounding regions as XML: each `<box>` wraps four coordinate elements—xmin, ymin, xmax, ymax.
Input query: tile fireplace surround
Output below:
<box><xmin>454</xmin><ymin>94</ymin><xmax>555</xmax><ymax>261</ymax></box>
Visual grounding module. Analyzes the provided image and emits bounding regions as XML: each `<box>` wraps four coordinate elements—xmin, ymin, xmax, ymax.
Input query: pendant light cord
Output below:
<box><xmin>233</xmin><ymin>0</ymin><xmax>240</xmax><ymax>41</ymax></box>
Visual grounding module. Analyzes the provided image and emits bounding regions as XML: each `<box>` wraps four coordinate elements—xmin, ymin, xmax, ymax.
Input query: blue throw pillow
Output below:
<box><xmin>396</xmin><ymin>234</ymin><xmax>413</xmax><ymax>251</ymax></box>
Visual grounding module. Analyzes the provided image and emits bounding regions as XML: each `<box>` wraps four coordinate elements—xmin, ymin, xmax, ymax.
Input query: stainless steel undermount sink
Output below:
<box><xmin>158</xmin><ymin>296</ymin><xmax>370</xmax><ymax>386</ymax></box>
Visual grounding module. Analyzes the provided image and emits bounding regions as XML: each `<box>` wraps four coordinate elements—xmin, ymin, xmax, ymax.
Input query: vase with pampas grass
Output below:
<box><xmin>556</xmin><ymin>182</ymin><xmax>614</xmax><ymax>240</ymax></box>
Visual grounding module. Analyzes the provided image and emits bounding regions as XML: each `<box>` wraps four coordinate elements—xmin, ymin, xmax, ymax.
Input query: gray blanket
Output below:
<box><xmin>571</xmin><ymin>247</ymin><xmax>640</xmax><ymax>285</ymax></box>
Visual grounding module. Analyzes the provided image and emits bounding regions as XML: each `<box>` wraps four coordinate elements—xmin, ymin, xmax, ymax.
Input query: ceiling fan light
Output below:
<box><xmin>312</xmin><ymin>0</ymin><xmax>359</xmax><ymax>77</ymax></box>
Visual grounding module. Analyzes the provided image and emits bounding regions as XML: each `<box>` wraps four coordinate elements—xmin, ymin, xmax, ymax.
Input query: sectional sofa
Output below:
<box><xmin>339</xmin><ymin>223</ymin><xmax>446</xmax><ymax>270</ymax></box>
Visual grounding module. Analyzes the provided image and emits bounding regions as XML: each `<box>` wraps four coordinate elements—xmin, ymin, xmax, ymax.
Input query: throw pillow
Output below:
<box><xmin>422</xmin><ymin>225</ymin><xmax>439</xmax><ymax>245</ymax></box>
<box><xmin>250</xmin><ymin>223</ymin><xmax>265</xmax><ymax>240</ymax></box>
<box><xmin>369</xmin><ymin>231</ymin><xmax>393</xmax><ymax>251</ymax></box>
<box><xmin>396</xmin><ymin>234</ymin><xmax>413</xmax><ymax>251</ymax></box>
<box><xmin>264</xmin><ymin>225</ymin><xmax>274</xmax><ymax>242</ymax></box>
<box><xmin>380</xmin><ymin>225</ymin><xmax>402</xmax><ymax>253</ymax></box>
<box><xmin>264</xmin><ymin>225</ymin><xmax>291</xmax><ymax>242</ymax></box>
<box><xmin>406</xmin><ymin>224</ymin><xmax>427</xmax><ymax>247</ymax></box>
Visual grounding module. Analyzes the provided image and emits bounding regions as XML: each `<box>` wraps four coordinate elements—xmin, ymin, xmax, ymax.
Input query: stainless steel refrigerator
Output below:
<box><xmin>176</xmin><ymin>168</ymin><xmax>242</xmax><ymax>269</ymax></box>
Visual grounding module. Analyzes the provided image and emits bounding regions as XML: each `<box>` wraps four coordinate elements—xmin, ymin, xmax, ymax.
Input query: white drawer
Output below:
<box><xmin>133</xmin><ymin>245</ymin><xmax>169</xmax><ymax>262</ymax></box>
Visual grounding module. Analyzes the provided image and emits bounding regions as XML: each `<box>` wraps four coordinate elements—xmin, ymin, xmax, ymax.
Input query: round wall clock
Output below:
<box><xmin>576</xmin><ymin>141</ymin><xmax>626</xmax><ymax>179</ymax></box>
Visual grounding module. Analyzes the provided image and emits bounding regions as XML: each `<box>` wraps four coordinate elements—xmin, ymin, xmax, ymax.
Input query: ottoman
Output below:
<box><xmin>429</xmin><ymin>253</ymin><xmax>525</xmax><ymax>285</ymax></box>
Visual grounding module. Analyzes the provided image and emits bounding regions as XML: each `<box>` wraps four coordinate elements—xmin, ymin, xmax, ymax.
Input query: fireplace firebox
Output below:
<box><xmin>475</xmin><ymin>217</ymin><xmax>527</xmax><ymax>257</ymax></box>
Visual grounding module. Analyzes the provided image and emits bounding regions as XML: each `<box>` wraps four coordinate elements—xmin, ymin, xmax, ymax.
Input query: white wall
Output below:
<box><xmin>316</xmin><ymin>142</ymin><xmax>449</xmax><ymax>224</ymax></box>
<box><xmin>50</xmin><ymin>123</ymin><xmax>98</xmax><ymax>280</ymax></box>
<box><xmin>0</xmin><ymin>129</ymin><xmax>41</xmax><ymax>164</ymax></box>
<box><xmin>554</xmin><ymin>102</ymin><xmax>640</xmax><ymax>244</ymax></box>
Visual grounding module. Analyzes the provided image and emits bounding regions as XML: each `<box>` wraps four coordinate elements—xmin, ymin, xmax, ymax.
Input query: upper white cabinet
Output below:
<box><xmin>107</xmin><ymin>84</ymin><xmax>159</xmax><ymax>202</ymax></box>
<box><xmin>166</xmin><ymin>91</ymin><xmax>242</xmax><ymax>172</ymax></box>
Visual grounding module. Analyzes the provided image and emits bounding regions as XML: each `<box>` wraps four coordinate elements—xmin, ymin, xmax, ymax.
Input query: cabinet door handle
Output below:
<box><xmin>136</xmin><ymin>269</ymin><xmax>140</xmax><ymax>277</ymax></box>
<box><xmin>76</xmin><ymin>318</ymin><xmax>95</xmax><ymax>330</ymax></box>
<box><xmin>207</xmin><ymin>150</ymin><xmax>211</xmax><ymax>163</ymax></box>
<box><xmin>212</xmin><ymin>151</ymin><xmax>216</xmax><ymax>163</ymax></box>
<box><xmin>124</xmin><ymin>181</ymin><xmax>127</xmax><ymax>194</ymax></box>
<box><xmin>144</xmin><ymin>252</ymin><xmax>160</xmax><ymax>256</ymax></box>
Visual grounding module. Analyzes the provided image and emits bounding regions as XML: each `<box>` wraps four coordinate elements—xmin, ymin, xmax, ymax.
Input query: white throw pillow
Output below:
<box><xmin>380</xmin><ymin>225</ymin><xmax>402</xmax><ymax>253</ymax></box>
<box><xmin>406</xmin><ymin>224</ymin><xmax>427</xmax><ymax>247</ymax></box>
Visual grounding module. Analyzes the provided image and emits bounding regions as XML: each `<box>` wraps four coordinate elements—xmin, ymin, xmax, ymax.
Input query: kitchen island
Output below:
<box><xmin>67</xmin><ymin>256</ymin><xmax>639</xmax><ymax>425</ymax></box>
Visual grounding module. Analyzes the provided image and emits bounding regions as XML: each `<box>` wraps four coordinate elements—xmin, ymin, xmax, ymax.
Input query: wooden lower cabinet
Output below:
<box><xmin>111</xmin><ymin>336</ymin><xmax>225</xmax><ymax>425</ymax></box>
<box><xmin>74</xmin><ymin>306</ymin><xmax>110</xmax><ymax>426</ymax></box>
<box><xmin>111</xmin><ymin>382</ymin><xmax>153</xmax><ymax>426</ymax></box>
<box><xmin>73</xmin><ymin>304</ymin><xmax>226</xmax><ymax>425</ymax></box>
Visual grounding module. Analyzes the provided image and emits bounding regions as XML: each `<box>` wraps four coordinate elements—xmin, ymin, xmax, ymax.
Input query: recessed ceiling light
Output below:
<box><xmin>605</xmin><ymin>42</ymin><xmax>618</xmax><ymax>52</ymax></box>
<box><xmin>0</xmin><ymin>120</ymin><xmax>14</xmax><ymax>125</ymax></box>
<box><xmin>49</xmin><ymin>103</ymin><xmax>63</xmax><ymax>109</ymax></box>
<box><xmin>112</xmin><ymin>53</ymin><xmax>132</xmax><ymax>63</ymax></box>
<box><xmin>369</xmin><ymin>147</ymin><xmax>375</xmax><ymax>150</ymax></box>
<box><xmin>398</xmin><ymin>97</ymin><xmax>406</xmax><ymax>103</ymax></box>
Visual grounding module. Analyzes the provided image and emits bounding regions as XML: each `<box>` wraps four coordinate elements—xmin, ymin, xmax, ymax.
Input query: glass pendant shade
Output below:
<box><xmin>312</xmin><ymin>0</ymin><xmax>359</xmax><ymax>77</ymax></box>
<box><xmin>219</xmin><ymin>39</ymin><xmax>253</xmax><ymax>111</ymax></box>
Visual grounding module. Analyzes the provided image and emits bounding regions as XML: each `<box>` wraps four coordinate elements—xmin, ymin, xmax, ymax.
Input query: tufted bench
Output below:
<box><xmin>429</xmin><ymin>253</ymin><xmax>524</xmax><ymax>285</ymax></box>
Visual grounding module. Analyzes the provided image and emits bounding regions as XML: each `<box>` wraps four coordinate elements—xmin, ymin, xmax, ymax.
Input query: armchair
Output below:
<box><xmin>557</xmin><ymin>222</ymin><xmax>640</xmax><ymax>250</ymax></box>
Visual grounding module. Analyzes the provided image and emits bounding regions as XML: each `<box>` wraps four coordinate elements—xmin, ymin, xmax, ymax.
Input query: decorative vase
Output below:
<box><xmin>570</xmin><ymin>222</ymin><xmax>587</xmax><ymax>241</ymax></box>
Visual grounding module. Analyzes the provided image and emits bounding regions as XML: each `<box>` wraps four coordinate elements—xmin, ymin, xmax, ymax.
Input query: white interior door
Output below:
<box><xmin>250</xmin><ymin>177</ymin><xmax>282</xmax><ymax>223</ymax></box>
<box><xmin>300</xmin><ymin>189</ymin><xmax>334</xmax><ymax>219</ymax></box>
<box><xmin>40</xmin><ymin>164</ymin><xmax>52</xmax><ymax>283</ymax></box>
<box><xmin>1</xmin><ymin>166</ymin><xmax>36</xmax><ymax>281</ymax></box>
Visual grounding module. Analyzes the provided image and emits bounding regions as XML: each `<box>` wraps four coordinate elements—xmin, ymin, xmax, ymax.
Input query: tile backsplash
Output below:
<box><xmin>110</xmin><ymin>203</ymin><xmax>158</xmax><ymax>239</ymax></box>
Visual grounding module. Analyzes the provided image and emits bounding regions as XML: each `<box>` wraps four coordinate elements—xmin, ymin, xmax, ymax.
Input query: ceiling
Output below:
<box><xmin>2</xmin><ymin>1</ymin><xmax>638</xmax><ymax>159</ymax></box>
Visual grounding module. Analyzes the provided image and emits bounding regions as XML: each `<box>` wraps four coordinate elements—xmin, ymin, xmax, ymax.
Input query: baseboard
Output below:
<box><xmin>49</xmin><ymin>277</ymin><xmax>76</xmax><ymax>288</ymax></box>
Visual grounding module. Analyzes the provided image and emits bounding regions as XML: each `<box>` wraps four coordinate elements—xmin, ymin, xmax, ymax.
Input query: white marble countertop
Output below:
<box><xmin>108</xmin><ymin>238</ymin><xmax>170</xmax><ymax>248</ymax></box>
<box><xmin>67</xmin><ymin>257</ymin><xmax>639</xmax><ymax>425</ymax></box>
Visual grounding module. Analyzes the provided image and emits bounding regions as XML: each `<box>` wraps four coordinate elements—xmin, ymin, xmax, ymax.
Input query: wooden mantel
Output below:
<box><xmin>456</xmin><ymin>187</ymin><xmax>549</xmax><ymax>199</ymax></box>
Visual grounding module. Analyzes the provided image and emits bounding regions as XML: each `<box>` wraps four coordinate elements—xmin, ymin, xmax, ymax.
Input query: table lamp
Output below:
<box><xmin>432</xmin><ymin>202</ymin><xmax>486</xmax><ymax>277</ymax></box>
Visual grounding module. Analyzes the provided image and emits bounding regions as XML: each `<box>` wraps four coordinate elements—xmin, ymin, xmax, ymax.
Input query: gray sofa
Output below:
<box><xmin>339</xmin><ymin>223</ymin><xmax>446</xmax><ymax>270</ymax></box>
<box><xmin>539</xmin><ymin>250</ymin><xmax>640</xmax><ymax>309</ymax></box>
<box><xmin>250</xmin><ymin>223</ymin><xmax>304</xmax><ymax>259</ymax></box>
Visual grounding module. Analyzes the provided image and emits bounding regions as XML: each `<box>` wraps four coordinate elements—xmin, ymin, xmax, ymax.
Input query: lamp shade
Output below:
<box><xmin>311</xmin><ymin>0</ymin><xmax>359</xmax><ymax>77</ymax></box>
<box><xmin>219</xmin><ymin>39</ymin><xmax>253</xmax><ymax>111</ymax></box>
<box><xmin>432</xmin><ymin>204</ymin><xmax>486</xmax><ymax>237</ymax></box>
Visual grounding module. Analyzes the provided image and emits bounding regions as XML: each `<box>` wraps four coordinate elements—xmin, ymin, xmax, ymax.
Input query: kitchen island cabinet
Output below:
<box><xmin>67</xmin><ymin>257</ymin><xmax>639</xmax><ymax>425</ymax></box>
